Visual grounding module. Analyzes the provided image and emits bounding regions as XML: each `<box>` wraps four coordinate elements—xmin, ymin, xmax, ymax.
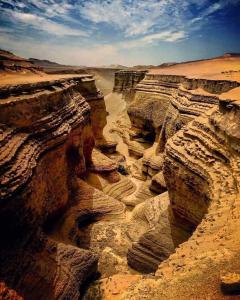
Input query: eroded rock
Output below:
<box><xmin>0</xmin><ymin>75</ymin><xmax>103</xmax><ymax>299</ymax></box>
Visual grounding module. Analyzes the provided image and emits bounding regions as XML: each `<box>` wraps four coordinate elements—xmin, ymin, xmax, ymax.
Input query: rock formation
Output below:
<box><xmin>0</xmin><ymin>73</ymin><xmax>120</xmax><ymax>299</ymax></box>
<box><xmin>85</xmin><ymin>55</ymin><xmax>240</xmax><ymax>299</ymax></box>
<box><xmin>127</xmin><ymin>192</ymin><xmax>191</xmax><ymax>273</ymax></box>
<box><xmin>0</xmin><ymin>49</ymin><xmax>42</xmax><ymax>73</ymax></box>
<box><xmin>119</xmin><ymin>85</ymin><xmax>240</xmax><ymax>300</ymax></box>
<box><xmin>1</xmin><ymin>51</ymin><xmax>240</xmax><ymax>300</ymax></box>
<box><xmin>79</xmin><ymin>55</ymin><xmax>240</xmax><ymax>299</ymax></box>
<box><xmin>113</xmin><ymin>70</ymin><xmax>147</xmax><ymax>102</ymax></box>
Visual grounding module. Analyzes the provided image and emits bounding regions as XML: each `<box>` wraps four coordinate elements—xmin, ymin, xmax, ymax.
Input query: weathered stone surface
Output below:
<box><xmin>127</xmin><ymin>192</ymin><xmax>191</xmax><ymax>273</ymax></box>
<box><xmin>89</xmin><ymin>148</ymin><xmax>118</xmax><ymax>172</ymax></box>
<box><xmin>0</xmin><ymin>75</ymin><xmax>101</xmax><ymax>299</ymax></box>
<box><xmin>122</xmin><ymin>179</ymin><xmax>157</xmax><ymax>207</ymax></box>
<box><xmin>120</xmin><ymin>73</ymin><xmax>238</xmax><ymax>180</ymax></box>
<box><xmin>221</xmin><ymin>273</ymin><xmax>240</xmax><ymax>295</ymax></box>
<box><xmin>83</xmin><ymin>274</ymin><xmax>142</xmax><ymax>300</ymax></box>
<box><xmin>113</xmin><ymin>70</ymin><xmax>147</xmax><ymax>102</ymax></box>
<box><xmin>2</xmin><ymin>52</ymin><xmax>240</xmax><ymax>300</ymax></box>
<box><xmin>149</xmin><ymin>172</ymin><xmax>167</xmax><ymax>194</ymax></box>
<box><xmin>0</xmin><ymin>49</ymin><xmax>42</xmax><ymax>73</ymax></box>
<box><xmin>119</xmin><ymin>90</ymin><xmax>240</xmax><ymax>300</ymax></box>
<box><xmin>48</xmin><ymin>178</ymin><xmax>139</xmax><ymax>279</ymax></box>
<box><xmin>127</xmin><ymin>75</ymin><xmax>180</xmax><ymax>140</ymax></box>
<box><xmin>97</xmin><ymin>61</ymin><xmax>240</xmax><ymax>299</ymax></box>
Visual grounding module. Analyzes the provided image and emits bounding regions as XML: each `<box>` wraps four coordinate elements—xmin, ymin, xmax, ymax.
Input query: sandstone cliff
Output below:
<box><xmin>120</xmin><ymin>87</ymin><xmax>240</xmax><ymax>300</ymax></box>
<box><xmin>0</xmin><ymin>74</ymin><xmax>120</xmax><ymax>299</ymax></box>
<box><xmin>93</xmin><ymin>57</ymin><xmax>240</xmax><ymax>299</ymax></box>
<box><xmin>113</xmin><ymin>70</ymin><xmax>147</xmax><ymax>102</ymax></box>
<box><xmin>1</xmin><ymin>52</ymin><xmax>240</xmax><ymax>300</ymax></box>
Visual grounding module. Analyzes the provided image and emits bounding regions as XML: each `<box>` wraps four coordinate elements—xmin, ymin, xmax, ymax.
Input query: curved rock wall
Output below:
<box><xmin>127</xmin><ymin>75</ymin><xmax>180</xmax><ymax>137</ymax></box>
<box><xmin>105</xmin><ymin>69</ymin><xmax>240</xmax><ymax>299</ymax></box>
<box><xmin>121</xmin><ymin>90</ymin><xmax>240</xmax><ymax>300</ymax></box>
<box><xmin>0</xmin><ymin>76</ymin><xmax>102</xmax><ymax>299</ymax></box>
<box><xmin>114</xmin><ymin>71</ymin><xmax>239</xmax><ymax>147</ymax></box>
<box><xmin>127</xmin><ymin>73</ymin><xmax>239</xmax><ymax>145</ymax></box>
<box><xmin>133</xmin><ymin>75</ymin><xmax>239</xmax><ymax>177</ymax></box>
<box><xmin>2</xmin><ymin>61</ymin><xmax>240</xmax><ymax>300</ymax></box>
<box><xmin>156</xmin><ymin>85</ymin><xmax>219</xmax><ymax>152</ymax></box>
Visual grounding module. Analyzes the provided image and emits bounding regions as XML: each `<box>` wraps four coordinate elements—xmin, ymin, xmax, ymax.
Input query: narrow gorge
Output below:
<box><xmin>1</xmin><ymin>52</ymin><xmax>240</xmax><ymax>300</ymax></box>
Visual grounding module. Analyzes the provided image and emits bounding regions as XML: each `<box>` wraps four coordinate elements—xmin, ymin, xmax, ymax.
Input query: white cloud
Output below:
<box><xmin>2</xmin><ymin>9</ymin><xmax>88</xmax><ymax>36</ymax></box>
<box><xmin>79</xmin><ymin>0</ymin><xmax>175</xmax><ymax>37</ymax></box>
<box><xmin>1</xmin><ymin>0</ymin><xmax>238</xmax><ymax>40</ymax></box>
<box><xmin>120</xmin><ymin>30</ymin><xmax>186</xmax><ymax>49</ymax></box>
<box><xmin>28</xmin><ymin>0</ymin><xmax>73</xmax><ymax>17</ymax></box>
<box><xmin>0</xmin><ymin>34</ymin><xmax>121</xmax><ymax>66</ymax></box>
<box><xmin>0</xmin><ymin>0</ymin><xmax>239</xmax><ymax>66</ymax></box>
<box><xmin>142</xmin><ymin>31</ymin><xmax>185</xmax><ymax>43</ymax></box>
<box><xmin>78</xmin><ymin>0</ymin><xmax>240</xmax><ymax>39</ymax></box>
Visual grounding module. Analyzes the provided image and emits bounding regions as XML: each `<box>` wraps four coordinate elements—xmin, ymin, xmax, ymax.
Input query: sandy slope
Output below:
<box><xmin>150</xmin><ymin>56</ymin><xmax>240</xmax><ymax>81</ymax></box>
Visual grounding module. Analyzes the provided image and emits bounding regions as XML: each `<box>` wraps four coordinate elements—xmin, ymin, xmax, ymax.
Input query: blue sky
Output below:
<box><xmin>0</xmin><ymin>0</ymin><xmax>240</xmax><ymax>66</ymax></box>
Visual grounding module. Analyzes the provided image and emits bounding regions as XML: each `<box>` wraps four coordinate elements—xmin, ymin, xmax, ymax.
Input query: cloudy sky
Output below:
<box><xmin>0</xmin><ymin>0</ymin><xmax>240</xmax><ymax>66</ymax></box>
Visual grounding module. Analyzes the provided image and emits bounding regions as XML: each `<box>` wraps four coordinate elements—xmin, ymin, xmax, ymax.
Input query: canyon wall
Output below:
<box><xmin>1</xmin><ymin>54</ymin><xmax>240</xmax><ymax>300</ymax></box>
<box><xmin>127</xmin><ymin>74</ymin><xmax>180</xmax><ymax>140</ymax></box>
<box><xmin>0</xmin><ymin>74</ymin><xmax>118</xmax><ymax>299</ymax></box>
<box><xmin>122</xmin><ymin>88</ymin><xmax>240</xmax><ymax>299</ymax></box>
<box><xmin>113</xmin><ymin>70</ymin><xmax>147</xmax><ymax>102</ymax></box>
<box><xmin>117</xmin><ymin>71</ymin><xmax>239</xmax><ymax>177</ymax></box>
<box><xmin>103</xmin><ymin>69</ymin><xmax>240</xmax><ymax>299</ymax></box>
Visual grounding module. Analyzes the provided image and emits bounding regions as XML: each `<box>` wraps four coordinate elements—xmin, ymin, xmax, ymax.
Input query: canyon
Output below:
<box><xmin>1</xmin><ymin>51</ymin><xmax>240</xmax><ymax>300</ymax></box>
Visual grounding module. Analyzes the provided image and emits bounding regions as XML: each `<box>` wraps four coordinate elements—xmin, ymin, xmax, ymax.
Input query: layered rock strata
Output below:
<box><xmin>127</xmin><ymin>192</ymin><xmax>191</xmax><ymax>273</ymax></box>
<box><xmin>126</xmin><ymin>74</ymin><xmax>240</xmax><ymax>179</ymax></box>
<box><xmin>127</xmin><ymin>74</ymin><xmax>180</xmax><ymax>138</ymax></box>
<box><xmin>49</xmin><ymin>178</ymin><xmax>136</xmax><ymax>278</ymax></box>
<box><xmin>0</xmin><ymin>75</ymin><xmax>109</xmax><ymax>299</ymax></box>
<box><xmin>120</xmin><ymin>90</ymin><xmax>240</xmax><ymax>299</ymax></box>
<box><xmin>2</xmin><ymin>53</ymin><xmax>240</xmax><ymax>300</ymax></box>
<box><xmin>72</xmin><ymin>75</ymin><xmax>117</xmax><ymax>153</ymax></box>
<box><xmin>113</xmin><ymin>70</ymin><xmax>147</xmax><ymax>102</ymax></box>
<box><xmin>128</xmin><ymin>74</ymin><xmax>239</xmax><ymax>142</ymax></box>
<box><xmin>87</xmin><ymin>65</ymin><xmax>240</xmax><ymax>299</ymax></box>
<box><xmin>0</xmin><ymin>49</ymin><xmax>42</xmax><ymax>73</ymax></box>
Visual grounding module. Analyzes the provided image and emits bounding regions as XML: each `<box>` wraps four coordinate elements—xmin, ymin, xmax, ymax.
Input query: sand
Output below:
<box><xmin>150</xmin><ymin>56</ymin><xmax>240</xmax><ymax>82</ymax></box>
<box><xmin>0</xmin><ymin>72</ymin><xmax>87</xmax><ymax>86</ymax></box>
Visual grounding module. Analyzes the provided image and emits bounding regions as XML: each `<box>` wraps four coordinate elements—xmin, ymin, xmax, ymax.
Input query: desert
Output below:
<box><xmin>0</xmin><ymin>1</ymin><xmax>240</xmax><ymax>299</ymax></box>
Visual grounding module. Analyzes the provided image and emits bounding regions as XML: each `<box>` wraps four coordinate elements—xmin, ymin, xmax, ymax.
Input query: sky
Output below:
<box><xmin>0</xmin><ymin>0</ymin><xmax>240</xmax><ymax>66</ymax></box>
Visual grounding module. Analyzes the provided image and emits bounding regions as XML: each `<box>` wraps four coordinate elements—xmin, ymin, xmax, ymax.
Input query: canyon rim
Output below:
<box><xmin>1</xmin><ymin>1</ymin><xmax>240</xmax><ymax>299</ymax></box>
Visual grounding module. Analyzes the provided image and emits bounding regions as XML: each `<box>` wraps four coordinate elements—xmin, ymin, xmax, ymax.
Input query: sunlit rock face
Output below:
<box><xmin>113</xmin><ymin>70</ymin><xmax>147</xmax><ymax>102</ymax></box>
<box><xmin>0</xmin><ymin>76</ymin><xmax>100</xmax><ymax>299</ymax></box>
<box><xmin>135</xmin><ymin>75</ymin><xmax>240</xmax><ymax>178</ymax></box>
<box><xmin>2</xmin><ymin>51</ymin><xmax>240</xmax><ymax>300</ymax></box>
<box><xmin>100</xmin><ymin>65</ymin><xmax>240</xmax><ymax>299</ymax></box>
<box><xmin>127</xmin><ymin>74</ymin><xmax>181</xmax><ymax>139</ymax></box>
<box><xmin>121</xmin><ymin>94</ymin><xmax>240</xmax><ymax>300</ymax></box>
<box><xmin>73</xmin><ymin>75</ymin><xmax>117</xmax><ymax>153</ymax></box>
<box><xmin>163</xmin><ymin>96</ymin><xmax>240</xmax><ymax>229</ymax></box>
<box><xmin>127</xmin><ymin>192</ymin><xmax>191</xmax><ymax>273</ymax></box>
<box><xmin>156</xmin><ymin>76</ymin><xmax>239</xmax><ymax>152</ymax></box>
